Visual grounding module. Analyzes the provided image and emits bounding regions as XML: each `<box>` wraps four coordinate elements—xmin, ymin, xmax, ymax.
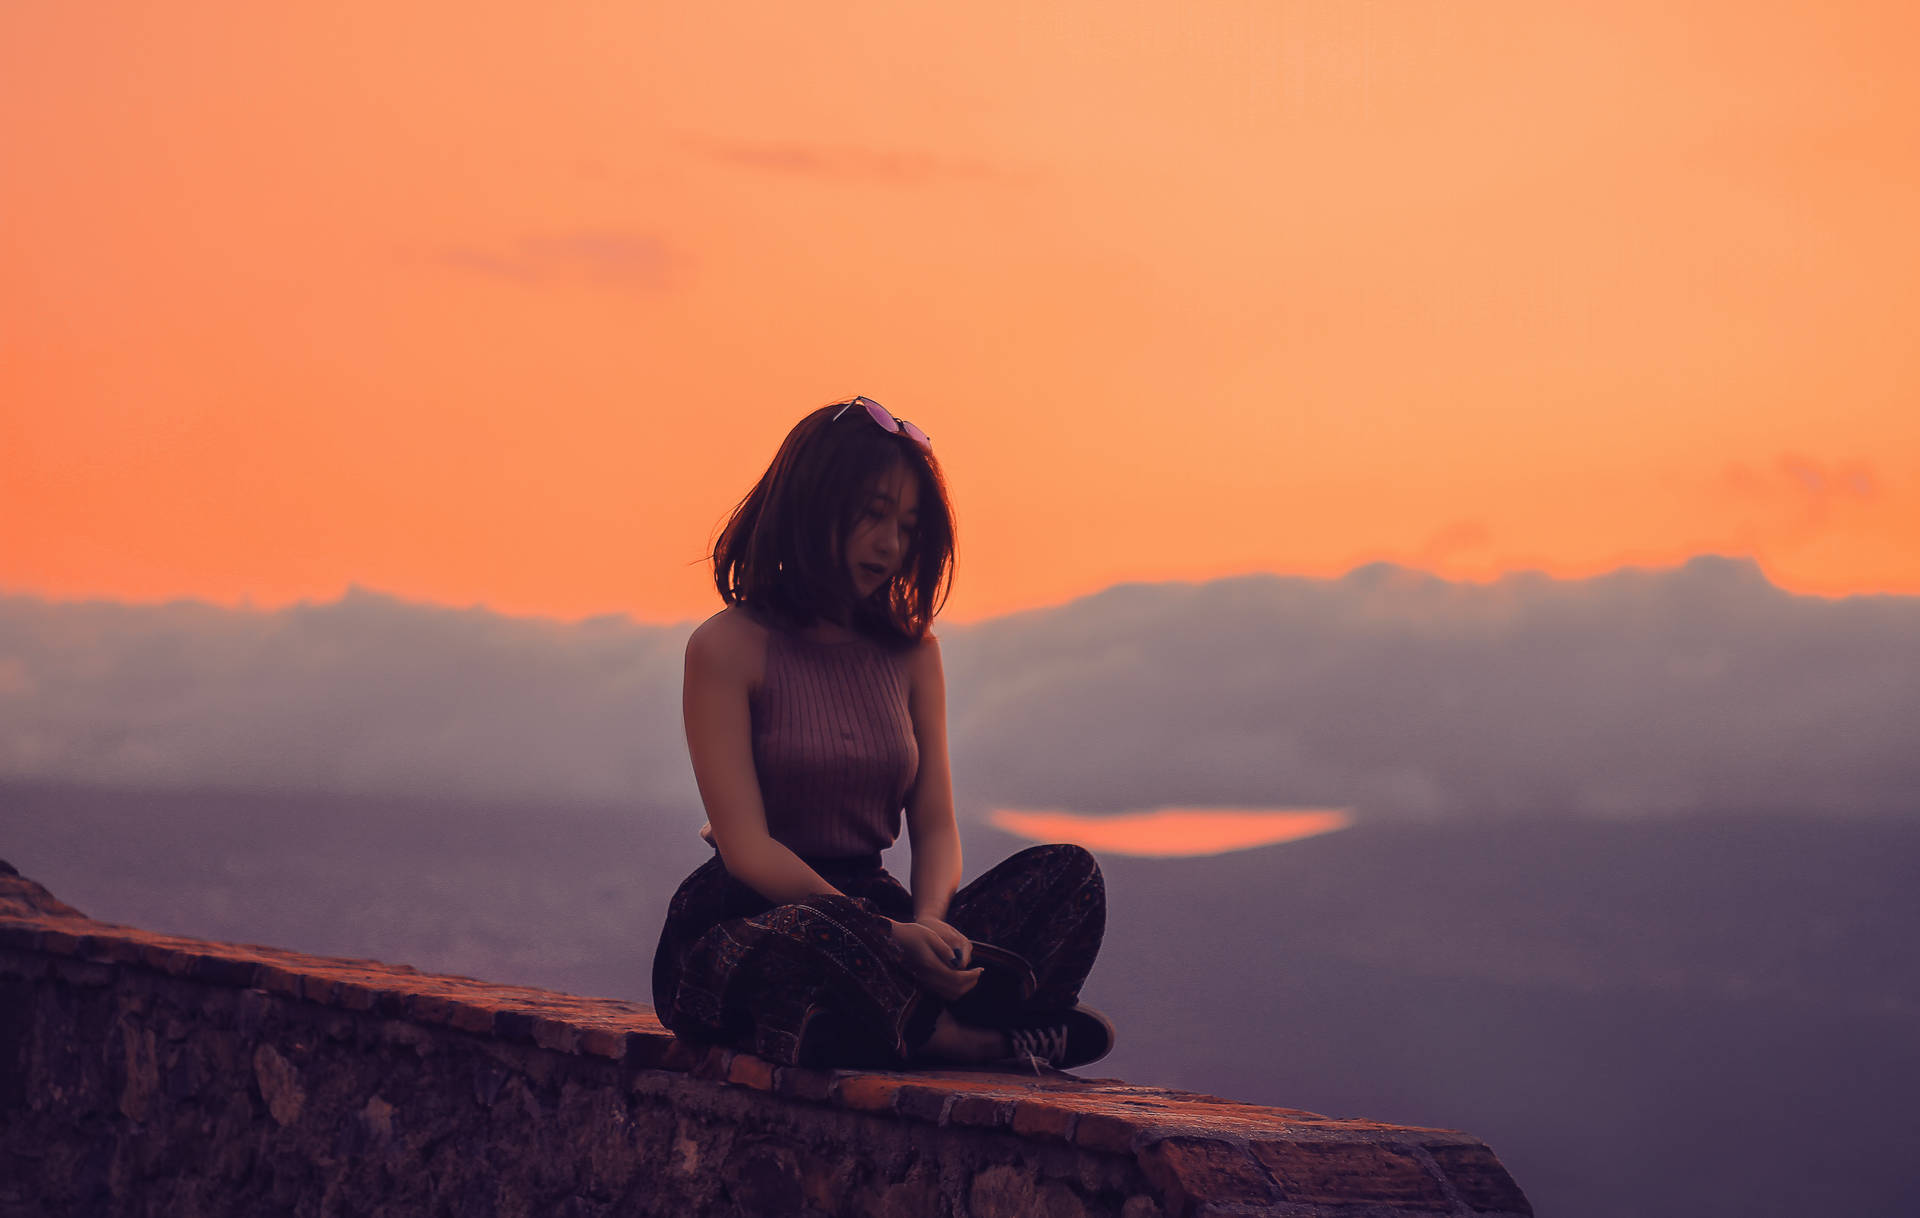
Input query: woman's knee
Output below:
<box><xmin>1015</xmin><ymin>841</ymin><xmax>1102</xmax><ymax>886</ymax></box>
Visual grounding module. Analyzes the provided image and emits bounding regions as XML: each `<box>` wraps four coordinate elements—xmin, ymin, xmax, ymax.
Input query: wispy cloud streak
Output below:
<box><xmin>433</xmin><ymin>231</ymin><xmax>678</xmax><ymax>290</ymax></box>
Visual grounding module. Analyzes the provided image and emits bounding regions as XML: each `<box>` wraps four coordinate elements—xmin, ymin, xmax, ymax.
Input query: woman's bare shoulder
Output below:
<box><xmin>904</xmin><ymin>629</ymin><xmax>944</xmax><ymax>687</ymax></box>
<box><xmin>687</xmin><ymin>605</ymin><xmax>770</xmax><ymax>689</ymax></box>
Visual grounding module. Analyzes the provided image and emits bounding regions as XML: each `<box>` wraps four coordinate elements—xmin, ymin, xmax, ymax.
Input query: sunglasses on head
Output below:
<box><xmin>832</xmin><ymin>396</ymin><xmax>931</xmax><ymax>450</ymax></box>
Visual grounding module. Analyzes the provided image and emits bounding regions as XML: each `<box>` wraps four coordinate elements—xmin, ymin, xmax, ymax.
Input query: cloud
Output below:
<box><xmin>3</xmin><ymin>555</ymin><xmax>1916</xmax><ymax>819</ymax></box>
<box><xmin>0</xmin><ymin>588</ymin><xmax>692</xmax><ymax>808</ymax></box>
<box><xmin>946</xmin><ymin>555</ymin><xmax>1920</xmax><ymax>820</ymax></box>
<box><xmin>1408</xmin><ymin>517</ymin><xmax>1492</xmax><ymax>569</ymax></box>
<box><xmin>1722</xmin><ymin>452</ymin><xmax>1879</xmax><ymax>528</ymax></box>
<box><xmin>434</xmin><ymin>231</ymin><xmax>677</xmax><ymax>291</ymax></box>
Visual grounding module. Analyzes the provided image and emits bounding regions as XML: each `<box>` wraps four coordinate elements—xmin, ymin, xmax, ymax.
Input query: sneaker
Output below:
<box><xmin>996</xmin><ymin>1003</ymin><xmax>1116</xmax><ymax>1074</ymax></box>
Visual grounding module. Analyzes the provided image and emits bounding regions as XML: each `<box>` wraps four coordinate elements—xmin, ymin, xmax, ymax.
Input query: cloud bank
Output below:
<box><xmin>3</xmin><ymin>555</ymin><xmax>1915</xmax><ymax>819</ymax></box>
<box><xmin>0</xmin><ymin>590</ymin><xmax>691</xmax><ymax>808</ymax></box>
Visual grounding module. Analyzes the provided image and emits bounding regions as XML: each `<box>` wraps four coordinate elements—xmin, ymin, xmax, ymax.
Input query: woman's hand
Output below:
<box><xmin>911</xmin><ymin>916</ymin><xmax>971</xmax><ymax>969</ymax></box>
<box><xmin>888</xmin><ymin>919</ymin><xmax>983</xmax><ymax>1002</ymax></box>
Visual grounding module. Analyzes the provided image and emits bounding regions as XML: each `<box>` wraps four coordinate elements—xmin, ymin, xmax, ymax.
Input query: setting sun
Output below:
<box><xmin>990</xmin><ymin>807</ymin><xmax>1355</xmax><ymax>858</ymax></box>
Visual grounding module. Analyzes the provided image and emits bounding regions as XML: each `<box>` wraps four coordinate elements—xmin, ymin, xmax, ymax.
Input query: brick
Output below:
<box><xmin>189</xmin><ymin>954</ymin><xmax>261</xmax><ymax>988</ymax></box>
<box><xmin>446</xmin><ymin>1001</ymin><xmax>498</xmax><ymax>1035</ymax></box>
<box><xmin>405</xmin><ymin>993</ymin><xmax>458</xmax><ymax>1026</ymax></box>
<box><xmin>1137</xmin><ymin>1138</ymin><xmax>1275</xmax><ymax>1215</ymax></box>
<box><xmin>726</xmin><ymin>1053</ymin><xmax>776</xmax><ymax>1092</ymax></box>
<box><xmin>1073</xmin><ymin>1111</ymin><xmax>1143</xmax><ymax>1155</ymax></box>
<box><xmin>138</xmin><ymin>942</ymin><xmax>181</xmax><ymax>972</ymax></box>
<box><xmin>833</xmin><ymin>1075</ymin><xmax>905</xmax><ymax>1114</ymax></box>
<box><xmin>256</xmin><ymin>965</ymin><xmax>307</xmax><ymax>997</ymax></box>
<box><xmin>494</xmin><ymin>1010</ymin><xmax>538</xmax><ymax>1043</ymax></box>
<box><xmin>1249</xmin><ymin>1139</ymin><xmax>1449</xmax><ymax>1209</ymax></box>
<box><xmin>948</xmin><ymin>1094</ymin><xmax>1015</xmax><ymax>1130</ymax></box>
<box><xmin>371</xmin><ymin>988</ymin><xmax>410</xmax><ymax>1018</ymax></box>
<box><xmin>774</xmin><ymin>1066</ymin><xmax>835</xmax><ymax>1104</ymax></box>
<box><xmin>1010</xmin><ymin>1100</ymin><xmax>1077</xmax><ymax>1142</ymax></box>
<box><xmin>1425</xmin><ymin>1143</ymin><xmax>1534</xmax><ymax>1214</ymax></box>
<box><xmin>894</xmin><ymin>1084</ymin><xmax>952</xmax><ymax>1124</ymax></box>
<box><xmin>531</xmin><ymin>1017</ymin><xmax>582</xmax><ymax>1054</ymax></box>
<box><xmin>579</xmin><ymin>1028</ymin><xmax>628</xmax><ymax>1061</ymax></box>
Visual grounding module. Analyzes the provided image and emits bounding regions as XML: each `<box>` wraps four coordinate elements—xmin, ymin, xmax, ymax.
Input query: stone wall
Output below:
<box><xmin>0</xmin><ymin>862</ymin><xmax>1532</xmax><ymax>1216</ymax></box>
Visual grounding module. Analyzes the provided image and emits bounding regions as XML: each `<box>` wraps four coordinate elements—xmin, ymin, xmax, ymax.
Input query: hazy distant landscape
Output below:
<box><xmin>8</xmin><ymin>556</ymin><xmax>1918</xmax><ymax>821</ymax></box>
<box><xmin>9</xmin><ymin>780</ymin><xmax>1918</xmax><ymax>1218</ymax></box>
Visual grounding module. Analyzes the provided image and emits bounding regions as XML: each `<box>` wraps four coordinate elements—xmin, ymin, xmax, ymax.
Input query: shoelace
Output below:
<box><xmin>1005</xmin><ymin>1024</ymin><xmax>1068</xmax><ymax>1075</ymax></box>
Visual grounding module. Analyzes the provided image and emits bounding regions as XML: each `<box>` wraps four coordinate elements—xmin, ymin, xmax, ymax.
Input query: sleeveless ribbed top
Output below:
<box><xmin>750</xmin><ymin>622</ymin><xmax>920</xmax><ymax>858</ymax></box>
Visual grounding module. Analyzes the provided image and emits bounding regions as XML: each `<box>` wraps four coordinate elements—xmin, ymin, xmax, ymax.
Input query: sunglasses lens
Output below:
<box><xmin>858</xmin><ymin>398</ymin><xmax>894</xmax><ymax>431</ymax></box>
<box><xmin>844</xmin><ymin>396</ymin><xmax>932</xmax><ymax>449</ymax></box>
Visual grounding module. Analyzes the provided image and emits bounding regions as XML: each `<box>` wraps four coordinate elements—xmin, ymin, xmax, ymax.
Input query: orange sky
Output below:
<box><xmin>4</xmin><ymin>2</ymin><xmax>1916</xmax><ymax>624</ymax></box>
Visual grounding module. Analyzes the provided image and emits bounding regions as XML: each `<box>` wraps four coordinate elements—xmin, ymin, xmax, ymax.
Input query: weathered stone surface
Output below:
<box><xmin>114</xmin><ymin>1020</ymin><xmax>158</xmax><ymax>1123</ymax></box>
<box><xmin>1012</xmin><ymin>1099</ymin><xmax>1078</xmax><ymax>1141</ymax></box>
<box><xmin>251</xmin><ymin>1042</ymin><xmax>305</xmax><ymax>1126</ymax></box>
<box><xmin>864</xmin><ymin>1160</ymin><xmax>942</xmax><ymax>1218</ymax></box>
<box><xmin>896</xmin><ymin>1082</ymin><xmax>955</xmax><ymax>1123</ymax></box>
<box><xmin>725</xmin><ymin>1051</ymin><xmax>776</xmax><ymax>1093</ymax></box>
<box><xmin>1138</xmin><ymin>1137</ymin><xmax>1275</xmax><ymax>1213</ymax></box>
<box><xmin>0</xmin><ymin>862</ymin><xmax>87</xmax><ymax>919</ymax></box>
<box><xmin>1248</xmin><ymin>1139</ymin><xmax>1450</xmax><ymax>1208</ymax></box>
<box><xmin>971</xmin><ymin>1163</ymin><xmax>1042</xmax><ymax>1217</ymax></box>
<box><xmin>1426</xmin><ymin>1142</ymin><xmax>1536</xmax><ymax>1214</ymax></box>
<box><xmin>725</xmin><ymin>1140</ymin><xmax>807</xmax><ymax>1215</ymax></box>
<box><xmin>774</xmin><ymin>1065</ymin><xmax>836</xmax><ymax>1104</ymax></box>
<box><xmin>52</xmin><ymin>957</ymin><xmax>113</xmax><ymax>987</ymax></box>
<box><xmin>835</xmin><ymin>1074</ymin><xmax>906</xmax><ymax>1114</ymax></box>
<box><xmin>0</xmin><ymin>862</ymin><xmax>1533</xmax><ymax>1216</ymax></box>
<box><xmin>949</xmin><ymin>1093</ymin><xmax>1016</xmax><ymax>1129</ymax></box>
<box><xmin>1074</xmin><ymin>1111</ymin><xmax>1144</xmax><ymax>1155</ymax></box>
<box><xmin>579</xmin><ymin>1027</ymin><xmax>629</xmax><ymax>1061</ymax></box>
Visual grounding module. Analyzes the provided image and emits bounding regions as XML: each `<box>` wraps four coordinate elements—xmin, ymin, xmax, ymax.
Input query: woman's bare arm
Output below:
<box><xmin>682</xmin><ymin>614</ymin><xmax>843</xmax><ymax>906</ymax></box>
<box><xmin>903</xmin><ymin>634</ymin><xmax>964</xmax><ymax>923</ymax></box>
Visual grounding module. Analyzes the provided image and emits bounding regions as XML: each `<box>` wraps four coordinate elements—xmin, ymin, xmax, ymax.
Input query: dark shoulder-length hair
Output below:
<box><xmin>711</xmin><ymin>399</ymin><xmax>955</xmax><ymax>649</ymax></box>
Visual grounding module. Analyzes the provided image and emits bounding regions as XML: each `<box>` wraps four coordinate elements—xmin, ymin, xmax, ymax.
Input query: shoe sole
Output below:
<box><xmin>1060</xmin><ymin>1002</ymin><xmax>1116</xmax><ymax>1070</ymax></box>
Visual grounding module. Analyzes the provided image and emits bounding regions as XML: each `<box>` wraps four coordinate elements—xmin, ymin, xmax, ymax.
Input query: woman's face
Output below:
<box><xmin>843</xmin><ymin>462</ymin><xmax>921</xmax><ymax>599</ymax></box>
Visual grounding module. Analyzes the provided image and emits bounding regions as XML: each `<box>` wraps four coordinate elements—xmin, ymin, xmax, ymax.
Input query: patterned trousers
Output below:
<box><xmin>650</xmin><ymin>843</ymin><xmax>1105</xmax><ymax>1069</ymax></box>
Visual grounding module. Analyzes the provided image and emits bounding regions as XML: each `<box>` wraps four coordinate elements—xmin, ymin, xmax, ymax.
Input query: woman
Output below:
<box><xmin>650</xmin><ymin>396</ymin><xmax>1114</xmax><ymax>1073</ymax></box>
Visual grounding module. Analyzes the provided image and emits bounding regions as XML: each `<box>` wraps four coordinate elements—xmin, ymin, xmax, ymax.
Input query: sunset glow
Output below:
<box><xmin>5</xmin><ymin>3</ymin><xmax>1918</xmax><ymax>622</ymax></box>
<box><xmin>990</xmin><ymin>807</ymin><xmax>1354</xmax><ymax>859</ymax></box>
